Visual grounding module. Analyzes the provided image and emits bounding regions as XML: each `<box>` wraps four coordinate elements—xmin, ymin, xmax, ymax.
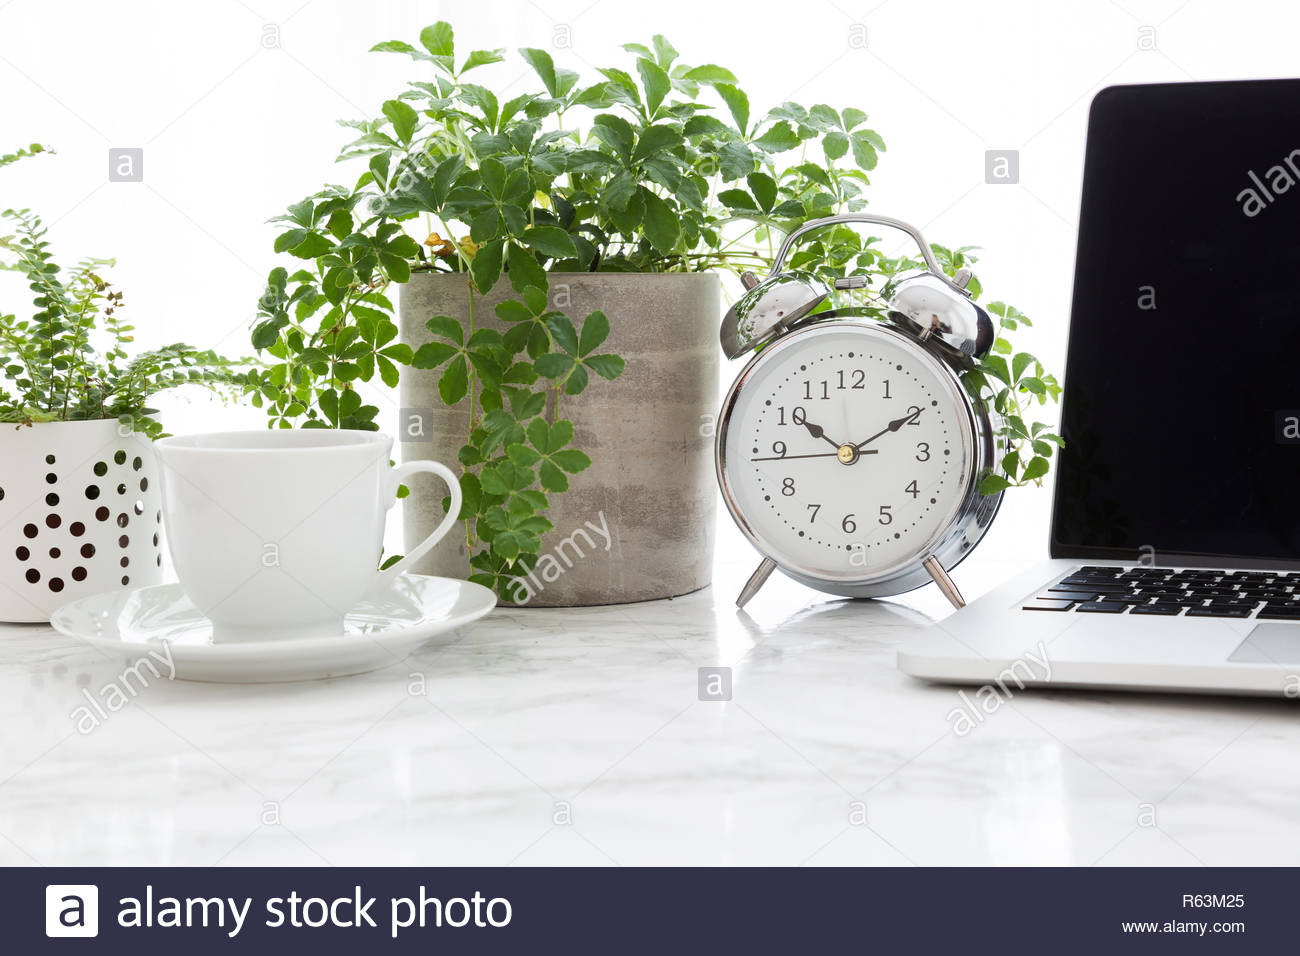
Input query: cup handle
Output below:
<box><xmin>377</xmin><ymin>459</ymin><xmax>462</xmax><ymax>584</ymax></box>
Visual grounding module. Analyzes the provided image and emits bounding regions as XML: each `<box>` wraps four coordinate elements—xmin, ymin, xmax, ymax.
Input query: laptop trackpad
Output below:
<box><xmin>1230</xmin><ymin>623</ymin><xmax>1300</xmax><ymax>664</ymax></box>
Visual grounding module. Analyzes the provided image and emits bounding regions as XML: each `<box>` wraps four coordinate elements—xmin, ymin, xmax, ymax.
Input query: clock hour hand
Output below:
<box><xmin>853</xmin><ymin>408</ymin><xmax>921</xmax><ymax>450</ymax></box>
<box><xmin>798</xmin><ymin>416</ymin><xmax>843</xmax><ymax>450</ymax></box>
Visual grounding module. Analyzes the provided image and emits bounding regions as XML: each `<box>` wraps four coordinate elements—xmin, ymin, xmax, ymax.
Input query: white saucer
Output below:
<box><xmin>49</xmin><ymin>574</ymin><xmax>496</xmax><ymax>683</ymax></box>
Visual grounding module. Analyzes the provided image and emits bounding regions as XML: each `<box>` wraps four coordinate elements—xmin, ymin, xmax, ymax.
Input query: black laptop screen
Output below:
<box><xmin>1051</xmin><ymin>79</ymin><xmax>1300</xmax><ymax>564</ymax></box>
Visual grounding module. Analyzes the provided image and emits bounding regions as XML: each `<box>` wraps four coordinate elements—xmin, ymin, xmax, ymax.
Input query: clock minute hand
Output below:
<box><xmin>853</xmin><ymin>408</ymin><xmax>921</xmax><ymax>450</ymax></box>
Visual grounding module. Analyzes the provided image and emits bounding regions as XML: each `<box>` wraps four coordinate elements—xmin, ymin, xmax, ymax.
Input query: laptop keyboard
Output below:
<box><xmin>1023</xmin><ymin>566</ymin><xmax>1300</xmax><ymax>620</ymax></box>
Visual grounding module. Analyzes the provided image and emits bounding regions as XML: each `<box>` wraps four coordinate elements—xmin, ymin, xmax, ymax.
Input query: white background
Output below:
<box><xmin>2</xmin><ymin>0</ymin><xmax>1296</xmax><ymax>570</ymax></box>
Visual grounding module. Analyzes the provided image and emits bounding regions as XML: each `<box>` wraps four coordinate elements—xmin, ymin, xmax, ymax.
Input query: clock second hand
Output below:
<box><xmin>750</xmin><ymin>450</ymin><xmax>879</xmax><ymax>462</ymax></box>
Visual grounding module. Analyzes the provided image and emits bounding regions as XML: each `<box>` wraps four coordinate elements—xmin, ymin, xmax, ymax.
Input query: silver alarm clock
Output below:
<box><xmin>716</xmin><ymin>213</ymin><xmax>1002</xmax><ymax>609</ymax></box>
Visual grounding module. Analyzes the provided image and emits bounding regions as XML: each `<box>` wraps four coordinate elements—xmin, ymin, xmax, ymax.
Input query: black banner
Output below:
<box><xmin>7</xmin><ymin>866</ymin><xmax>1287</xmax><ymax>952</ymax></box>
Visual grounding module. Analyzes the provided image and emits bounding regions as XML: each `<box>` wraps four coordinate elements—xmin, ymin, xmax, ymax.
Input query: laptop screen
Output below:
<box><xmin>1051</xmin><ymin>79</ymin><xmax>1300</xmax><ymax>565</ymax></box>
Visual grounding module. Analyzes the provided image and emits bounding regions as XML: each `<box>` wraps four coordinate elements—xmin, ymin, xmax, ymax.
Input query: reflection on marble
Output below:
<box><xmin>1</xmin><ymin>521</ymin><xmax>1298</xmax><ymax>866</ymax></box>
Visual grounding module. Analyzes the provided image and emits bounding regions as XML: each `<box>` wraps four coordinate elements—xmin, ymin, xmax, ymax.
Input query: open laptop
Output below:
<box><xmin>900</xmin><ymin>79</ymin><xmax>1300</xmax><ymax>697</ymax></box>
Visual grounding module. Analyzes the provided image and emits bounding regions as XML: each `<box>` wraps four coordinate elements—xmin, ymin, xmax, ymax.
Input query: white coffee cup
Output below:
<box><xmin>155</xmin><ymin>430</ymin><xmax>460</xmax><ymax>641</ymax></box>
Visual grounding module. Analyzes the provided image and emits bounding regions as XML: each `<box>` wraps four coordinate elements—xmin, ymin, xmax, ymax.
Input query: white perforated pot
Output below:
<box><xmin>0</xmin><ymin>420</ymin><xmax>163</xmax><ymax>622</ymax></box>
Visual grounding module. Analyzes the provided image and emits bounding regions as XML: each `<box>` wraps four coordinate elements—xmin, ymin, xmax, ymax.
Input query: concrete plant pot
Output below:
<box><xmin>398</xmin><ymin>271</ymin><xmax>719</xmax><ymax>606</ymax></box>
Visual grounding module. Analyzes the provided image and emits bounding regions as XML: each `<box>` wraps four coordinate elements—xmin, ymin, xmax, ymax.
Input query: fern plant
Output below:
<box><xmin>1</xmin><ymin>146</ymin><xmax>246</xmax><ymax>439</ymax></box>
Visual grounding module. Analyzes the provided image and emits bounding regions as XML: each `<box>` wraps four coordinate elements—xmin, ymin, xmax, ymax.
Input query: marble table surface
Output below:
<box><xmin>2</xmin><ymin>525</ymin><xmax>1298</xmax><ymax>868</ymax></box>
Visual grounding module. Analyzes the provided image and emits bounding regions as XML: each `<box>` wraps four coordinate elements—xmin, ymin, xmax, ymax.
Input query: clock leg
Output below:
<box><xmin>923</xmin><ymin>554</ymin><xmax>966</xmax><ymax>609</ymax></box>
<box><xmin>736</xmin><ymin>557</ymin><xmax>778</xmax><ymax>608</ymax></box>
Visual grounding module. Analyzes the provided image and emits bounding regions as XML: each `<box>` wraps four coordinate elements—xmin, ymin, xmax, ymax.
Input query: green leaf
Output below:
<box><xmin>370</xmin><ymin>40</ymin><xmax>418</xmax><ymax>56</ymax></box>
<box><xmin>603</xmin><ymin>170</ymin><xmax>637</xmax><ymax>210</ymax></box>
<box><xmin>545</xmin><ymin>313</ymin><xmax>579</xmax><ymax>355</ymax></box>
<box><xmin>1021</xmin><ymin>456</ymin><xmax>1050</xmax><ymax>481</ymax></box>
<box><xmin>632</xmin><ymin>124</ymin><xmax>683</xmax><ymax>161</ymax></box>
<box><xmin>551</xmin><ymin>448</ymin><xmax>591</xmax><ymax>472</ymax></box>
<box><xmin>980</xmin><ymin>474</ymin><xmax>1012</xmax><ymax>495</ymax></box>
<box><xmin>273</xmin><ymin>228</ymin><xmax>307</xmax><ymax>253</ymax></box>
<box><xmin>379</xmin><ymin>252</ymin><xmax>410</xmax><ymax>283</ymax></box>
<box><xmin>746</xmin><ymin>172</ymin><xmax>777</xmax><ymax>212</ymax></box>
<box><xmin>636</xmin><ymin>57</ymin><xmax>671</xmax><ymax>115</ymax></box>
<box><xmin>591</xmin><ymin>113</ymin><xmax>634</xmax><ymax>162</ymax></box>
<box><xmin>419</xmin><ymin>22</ymin><xmax>454</xmax><ymax>57</ymax></box>
<box><xmin>539</xmin><ymin>459</ymin><xmax>568</xmax><ymax>492</ymax></box>
<box><xmin>850</xmin><ymin>130</ymin><xmax>880</xmax><ymax>169</ymax></box>
<box><xmin>411</xmin><ymin>341</ymin><xmax>458</xmax><ymax>369</ymax></box>
<box><xmin>545</xmin><ymin>362</ymin><xmax>577</xmax><ymax>394</ymax></box>
<box><xmin>578</xmin><ymin>310</ymin><xmax>610</xmax><ymax>355</ymax></box>
<box><xmin>507</xmin><ymin>442</ymin><xmax>541</xmax><ymax>467</ymax></box>
<box><xmin>714</xmin><ymin>83</ymin><xmax>749</xmax><ymax>133</ymax></box>
<box><xmin>521</xmin><ymin>285</ymin><xmax>547</xmax><ymax>313</ymax></box>
<box><xmin>438</xmin><ymin>355</ymin><xmax>468</xmax><ymax>405</ymax></box>
<box><xmin>461</xmin><ymin>48</ymin><xmax>504</xmax><ymax>72</ymax></box>
<box><xmin>462</xmin><ymin>83</ymin><xmax>499</xmax><ymax>130</ymax></box>
<box><xmin>754</xmin><ymin>121</ymin><xmax>800</xmax><ymax>153</ymax></box>
<box><xmin>1011</xmin><ymin>352</ymin><xmax>1036</xmax><ymax>382</ymax></box>
<box><xmin>842</xmin><ymin>107</ymin><xmax>868</xmax><ymax>130</ymax></box>
<box><xmin>504</xmin><ymin>386</ymin><xmax>546</xmax><ymax>419</ymax></box>
<box><xmin>1001</xmin><ymin>450</ymin><xmax>1020</xmax><ymax>480</ymax></box>
<box><xmin>493</xmin><ymin>530</ymin><xmax>521</xmax><ymax>561</ymax></box>
<box><xmin>522</xmin><ymin>225</ymin><xmax>577</xmax><ymax>259</ymax></box>
<box><xmin>534</xmin><ymin>352</ymin><xmax>574</xmax><ymax>377</ymax></box>
<box><xmin>519</xmin><ymin>47</ymin><xmax>558</xmax><ymax>96</ymax></box>
<box><xmin>584</xmin><ymin>354</ymin><xmax>625</xmax><ymax>379</ymax></box>
<box><xmin>822</xmin><ymin>131</ymin><xmax>849</xmax><ymax>160</ymax></box>
<box><xmin>470</xmin><ymin>238</ymin><xmax>505</xmax><ymax>293</ymax></box>
<box><xmin>382</xmin><ymin>99</ymin><xmax>418</xmax><ymax>144</ymax></box>
<box><xmin>717</xmin><ymin>142</ymin><xmax>754</xmax><ymax>180</ymax></box>
<box><xmin>495</xmin><ymin>300</ymin><xmax>534</xmax><ymax>323</ymax></box>
<box><xmin>982</xmin><ymin>355</ymin><xmax>1011</xmax><ymax>386</ymax></box>
<box><xmin>546</xmin><ymin>419</ymin><xmax>574</xmax><ymax>452</ymax></box>
<box><xmin>682</xmin><ymin>64</ymin><xmax>737</xmax><ymax>84</ymax></box>
<box><xmin>718</xmin><ymin>188</ymin><xmax>758</xmax><ymax>211</ymax></box>
<box><xmin>651</xmin><ymin>34</ymin><xmax>678</xmax><ymax>68</ymax></box>
<box><xmin>506</xmin><ymin>242</ymin><xmax>547</xmax><ymax>296</ymax></box>
<box><xmin>808</xmin><ymin>103</ymin><xmax>840</xmax><ymax>130</ymax></box>
<box><xmin>426</xmin><ymin>314</ymin><xmax>463</xmax><ymax>345</ymax></box>
<box><xmin>640</xmin><ymin>189</ymin><xmax>679</xmax><ymax>254</ymax></box>
<box><xmin>525</xmin><ymin>418</ymin><xmax>549</xmax><ymax>451</ymax></box>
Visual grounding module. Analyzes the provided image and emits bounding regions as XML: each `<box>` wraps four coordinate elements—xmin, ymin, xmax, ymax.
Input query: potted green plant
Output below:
<box><xmin>248</xmin><ymin>24</ymin><xmax>1060</xmax><ymax>607</ymax></box>
<box><xmin>0</xmin><ymin>145</ymin><xmax>246</xmax><ymax>622</ymax></box>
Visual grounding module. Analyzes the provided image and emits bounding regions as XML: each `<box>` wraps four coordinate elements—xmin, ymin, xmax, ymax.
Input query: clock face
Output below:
<box><xmin>718</xmin><ymin>322</ymin><xmax>975</xmax><ymax>584</ymax></box>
